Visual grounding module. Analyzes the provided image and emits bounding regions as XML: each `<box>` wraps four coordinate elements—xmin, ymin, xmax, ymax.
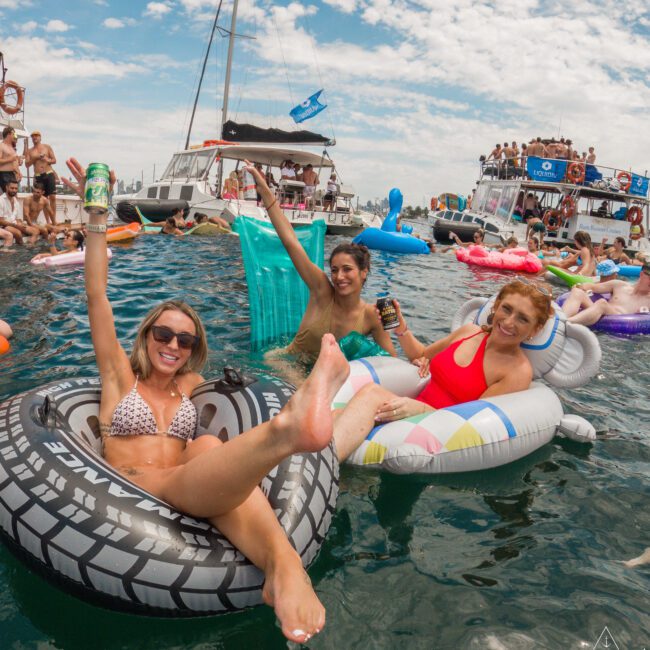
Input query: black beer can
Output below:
<box><xmin>376</xmin><ymin>295</ymin><xmax>399</xmax><ymax>330</ymax></box>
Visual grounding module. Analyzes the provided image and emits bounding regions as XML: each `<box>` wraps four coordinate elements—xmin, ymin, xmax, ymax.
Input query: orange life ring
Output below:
<box><xmin>627</xmin><ymin>205</ymin><xmax>643</xmax><ymax>226</ymax></box>
<box><xmin>543</xmin><ymin>209</ymin><xmax>561</xmax><ymax>232</ymax></box>
<box><xmin>566</xmin><ymin>162</ymin><xmax>585</xmax><ymax>184</ymax></box>
<box><xmin>630</xmin><ymin>223</ymin><xmax>644</xmax><ymax>241</ymax></box>
<box><xmin>560</xmin><ymin>196</ymin><xmax>575</xmax><ymax>219</ymax></box>
<box><xmin>617</xmin><ymin>171</ymin><xmax>632</xmax><ymax>191</ymax></box>
<box><xmin>0</xmin><ymin>80</ymin><xmax>24</xmax><ymax>115</ymax></box>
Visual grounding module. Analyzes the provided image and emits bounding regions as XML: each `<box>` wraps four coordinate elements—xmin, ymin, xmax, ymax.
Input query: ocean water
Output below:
<box><xmin>0</xmin><ymin>227</ymin><xmax>648</xmax><ymax>650</ymax></box>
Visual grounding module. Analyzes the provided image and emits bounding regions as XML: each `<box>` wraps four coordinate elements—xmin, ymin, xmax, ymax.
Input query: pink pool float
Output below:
<box><xmin>456</xmin><ymin>245</ymin><xmax>542</xmax><ymax>274</ymax></box>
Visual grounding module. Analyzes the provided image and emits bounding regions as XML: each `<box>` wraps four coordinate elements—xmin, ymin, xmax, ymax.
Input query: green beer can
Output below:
<box><xmin>84</xmin><ymin>162</ymin><xmax>110</xmax><ymax>215</ymax></box>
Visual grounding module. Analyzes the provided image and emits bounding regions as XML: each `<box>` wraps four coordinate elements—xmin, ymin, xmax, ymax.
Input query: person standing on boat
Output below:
<box><xmin>302</xmin><ymin>164</ymin><xmax>319</xmax><ymax>209</ymax></box>
<box><xmin>62</xmin><ymin>156</ymin><xmax>349</xmax><ymax>645</ymax></box>
<box><xmin>25</xmin><ymin>131</ymin><xmax>58</xmax><ymax>224</ymax></box>
<box><xmin>0</xmin><ymin>127</ymin><xmax>22</xmax><ymax>194</ymax></box>
<box><xmin>586</xmin><ymin>147</ymin><xmax>596</xmax><ymax>164</ymax></box>
<box><xmin>243</xmin><ymin>160</ymin><xmax>396</xmax><ymax>366</ymax></box>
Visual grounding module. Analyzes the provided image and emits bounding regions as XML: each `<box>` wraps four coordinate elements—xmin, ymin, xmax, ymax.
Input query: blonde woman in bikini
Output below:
<box><xmin>63</xmin><ymin>157</ymin><xmax>349</xmax><ymax>644</ymax></box>
<box><xmin>244</xmin><ymin>161</ymin><xmax>396</xmax><ymax>379</ymax></box>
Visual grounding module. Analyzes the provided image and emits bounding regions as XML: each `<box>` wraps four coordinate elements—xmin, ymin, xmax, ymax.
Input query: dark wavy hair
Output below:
<box><xmin>329</xmin><ymin>242</ymin><xmax>371</xmax><ymax>274</ymax></box>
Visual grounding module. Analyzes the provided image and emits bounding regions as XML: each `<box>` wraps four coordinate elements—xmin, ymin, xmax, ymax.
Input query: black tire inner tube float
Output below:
<box><xmin>0</xmin><ymin>369</ymin><xmax>338</xmax><ymax>616</ymax></box>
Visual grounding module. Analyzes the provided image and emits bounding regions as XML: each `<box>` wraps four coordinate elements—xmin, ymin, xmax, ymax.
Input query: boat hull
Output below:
<box><xmin>115</xmin><ymin>199</ymin><xmax>190</xmax><ymax>224</ymax></box>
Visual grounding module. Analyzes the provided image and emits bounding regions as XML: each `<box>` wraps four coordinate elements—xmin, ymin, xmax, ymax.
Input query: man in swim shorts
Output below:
<box><xmin>22</xmin><ymin>180</ymin><xmax>57</xmax><ymax>237</ymax></box>
<box><xmin>562</xmin><ymin>263</ymin><xmax>650</xmax><ymax>326</ymax></box>
<box><xmin>302</xmin><ymin>164</ymin><xmax>319</xmax><ymax>208</ymax></box>
<box><xmin>0</xmin><ymin>127</ymin><xmax>22</xmax><ymax>194</ymax></box>
<box><xmin>25</xmin><ymin>131</ymin><xmax>58</xmax><ymax>224</ymax></box>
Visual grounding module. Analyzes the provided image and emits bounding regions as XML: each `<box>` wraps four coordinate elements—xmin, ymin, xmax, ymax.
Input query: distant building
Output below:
<box><xmin>117</xmin><ymin>180</ymin><xmax>125</xmax><ymax>194</ymax></box>
<box><xmin>135</xmin><ymin>181</ymin><xmax>142</xmax><ymax>192</ymax></box>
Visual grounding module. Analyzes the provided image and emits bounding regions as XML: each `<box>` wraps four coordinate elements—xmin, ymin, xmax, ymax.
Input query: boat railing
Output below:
<box><xmin>479</xmin><ymin>156</ymin><xmax>648</xmax><ymax>196</ymax></box>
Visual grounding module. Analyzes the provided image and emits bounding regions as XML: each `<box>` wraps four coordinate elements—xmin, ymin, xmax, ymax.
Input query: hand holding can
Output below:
<box><xmin>376</xmin><ymin>293</ymin><xmax>400</xmax><ymax>330</ymax></box>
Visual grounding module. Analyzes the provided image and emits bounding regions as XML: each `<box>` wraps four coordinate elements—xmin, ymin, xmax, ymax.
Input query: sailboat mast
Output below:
<box><xmin>184</xmin><ymin>1</ymin><xmax>223</xmax><ymax>150</ymax></box>
<box><xmin>221</xmin><ymin>0</ymin><xmax>238</xmax><ymax>131</ymax></box>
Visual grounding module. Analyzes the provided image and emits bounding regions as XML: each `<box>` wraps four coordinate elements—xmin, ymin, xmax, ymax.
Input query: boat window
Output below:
<box><xmin>485</xmin><ymin>223</ymin><xmax>499</xmax><ymax>233</ymax></box>
<box><xmin>180</xmin><ymin>185</ymin><xmax>193</xmax><ymax>201</ymax></box>
<box><xmin>159</xmin><ymin>186</ymin><xmax>170</xmax><ymax>200</ymax></box>
<box><xmin>174</xmin><ymin>155</ymin><xmax>193</xmax><ymax>179</ymax></box>
<box><xmin>147</xmin><ymin>186</ymin><xmax>157</xmax><ymax>199</ymax></box>
<box><xmin>452</xmin><ymin>213</ymin><xmax>463</xmax><ymax>222</ymax></box>
<box><xmin>475</xmin><ymin>219</ymin><xmax>484</xmax><ymax>226</ymax></box>
<box><xmin>193</xmin><ymin>150</ymin><xmax>213</xmax><ymax>179</ymax></box>
<box><xmin>462</xmin><ymin>215</ymin><xmax>473</xmax><ymax>223</ymax></box>
<box><xmin>161</xmin><ymin>154</ymin><xmax>180</xmax><ymax>180</ymax></box>
<box><xmin>444</xmin><ymin>211</ymin><xmax>454</xmax><ymax>219</ymax></box>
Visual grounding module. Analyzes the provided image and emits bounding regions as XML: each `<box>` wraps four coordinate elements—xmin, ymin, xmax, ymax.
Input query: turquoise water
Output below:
<box><xmin>0</xmin><ymin>229</ymin><xmax>648</xmax><ymax>649</ymax></box>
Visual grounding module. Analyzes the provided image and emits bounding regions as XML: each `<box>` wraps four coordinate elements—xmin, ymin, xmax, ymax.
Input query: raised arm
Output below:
<box><xmin>62</xmin><ymin>159</ymin><xmax>131</xmax><ymax>386</ymax></box>
<box><xmin>245</xmin><ymin>161</ymin><xmax>329</xmax><ymax>296</ymax></box>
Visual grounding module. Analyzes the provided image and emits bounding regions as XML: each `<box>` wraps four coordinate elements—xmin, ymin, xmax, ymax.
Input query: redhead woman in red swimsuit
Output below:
<box><xmin>333</xmin><ymin>280</ymin><xmax>554</xmax><ymax>462</ymax></box>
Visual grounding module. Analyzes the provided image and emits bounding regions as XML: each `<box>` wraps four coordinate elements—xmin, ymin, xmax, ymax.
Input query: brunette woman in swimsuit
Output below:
<box><xmin>332</xmin><ymin>280</ymin><xmax>553</xmax><ymax>462</ymax></box>
<box><xmin>542</xmin><ymin>230</ymin><xmax>596</xmax><ymax>276</ymax></box>
<box><xmin>63</xmin><ymin>158</ymin><xmax>349</xmax><ymax>644</ymax></box>
<box><xmin>243</xmin><ymin>162</ymin><xmax>396</xmax><ymax>367</ymax></box>
<box><xmin>596</xmin><ymin>236</ymin><xmax>631</xmax><ymax>265</ymax></box>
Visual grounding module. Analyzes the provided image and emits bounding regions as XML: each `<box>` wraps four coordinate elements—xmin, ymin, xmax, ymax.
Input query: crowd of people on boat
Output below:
<box><xmin>483</xmin><ymin>137</ymin><xmax>596</xmax><ymax>172</ymax></box>
<box><xmin>220</xmin><ymin>159</ymin><xmax>339</xmax><ymax>212</ymax></box>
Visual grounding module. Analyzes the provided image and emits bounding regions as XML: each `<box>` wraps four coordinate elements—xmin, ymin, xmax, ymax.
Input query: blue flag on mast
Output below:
<box><xmin>289</xmin><ymin>89</ymin><xmax>327</xmax><ymax>123</ymax></box>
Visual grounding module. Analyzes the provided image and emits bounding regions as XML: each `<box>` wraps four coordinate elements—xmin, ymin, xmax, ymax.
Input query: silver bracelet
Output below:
<box><xmin>86</xmin><ymin>223</ymin><xmax>107</xmax><ymax>233</ymax></box>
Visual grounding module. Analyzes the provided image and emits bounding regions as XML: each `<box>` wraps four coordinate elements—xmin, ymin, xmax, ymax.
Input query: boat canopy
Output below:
<box><xmin>212</xmin><ymin>145</ymin><xmax>334</xmax><ymax>168</ymax></box>
<box><xmin>160</xmin><ymin>145</ymin><xmax>334</xmax><ymax>182</ymax></box>
<box><xmin>222</xmin><ymin>120</ymin><xmax>333</xmax><ymax>146</ymax></box>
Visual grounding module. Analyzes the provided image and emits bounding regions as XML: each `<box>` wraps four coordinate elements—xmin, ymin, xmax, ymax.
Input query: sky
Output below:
<box><xmin>1</xmin><ymin>0</ymin><xmax>649</xmax><ymax>207</ymax></box>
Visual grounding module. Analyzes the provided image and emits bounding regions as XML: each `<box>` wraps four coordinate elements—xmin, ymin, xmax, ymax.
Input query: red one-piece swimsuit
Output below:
<box><xmin>415</xmin><ymin>331</ymin><xmax>489</xmax><ymax>409</ymax></box>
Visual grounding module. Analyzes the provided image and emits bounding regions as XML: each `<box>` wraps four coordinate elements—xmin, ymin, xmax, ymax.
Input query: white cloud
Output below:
<box><xmin>18</xmin><ymin>19</ymin><xmax>37</xmax><ymax>32</ymax></box>
<box><xmin>144</xmin><ymin>1</ymin><xmax>173</xmax><ymax>19</ymax></box>
<box><xmin>103</xmin><ymin>17</ymin><xmax>125</xmax><ymax>29</ymax></box>
<box><xmin>2</xmin><ymin>36</ymin><xmax>144</xmax><ymax>93</ymax></box>
<box><xmin>323</xmin><ymin>0</ymin><xmax>362</xmax><ymax>13</ymax></box>
<box><xmin>0</xmin><ymin>0</ymin><xmax>33</xmax><ymax>7</ymax></box>
<box><xmin>44</xmin><ymin>19</ymin><xmax>71</xmax><ymax>33</ymax></box>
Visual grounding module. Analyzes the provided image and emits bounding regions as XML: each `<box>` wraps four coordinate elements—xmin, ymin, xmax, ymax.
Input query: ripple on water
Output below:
<box><xmin>0</xmin><ymin>227</ymin><xmax>648</xmax><ymax>649</ymax></box>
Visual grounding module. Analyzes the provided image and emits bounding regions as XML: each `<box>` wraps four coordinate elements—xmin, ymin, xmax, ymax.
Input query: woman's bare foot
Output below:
<box><xmin>271</xmin><ymin>333</ymin><xmax>349</xmax><ymax>453</ymax></box>
<box><xmin>262</xmin><ymin>553</ymin><xmax>325</xmax><ymax>643</ymax></box>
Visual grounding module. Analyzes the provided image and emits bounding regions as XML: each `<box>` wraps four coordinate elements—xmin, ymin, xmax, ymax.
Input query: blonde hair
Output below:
<box><xmin>130</xmin><ymin>301</ymin><xmax>208</xmax><ymax>380</ymax></box>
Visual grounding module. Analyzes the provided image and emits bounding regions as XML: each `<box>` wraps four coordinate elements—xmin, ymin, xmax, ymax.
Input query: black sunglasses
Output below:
<box><xmin>150</xmin><ymin>325</ymin><xmax>199</xmax><ymax>350</ymax></box>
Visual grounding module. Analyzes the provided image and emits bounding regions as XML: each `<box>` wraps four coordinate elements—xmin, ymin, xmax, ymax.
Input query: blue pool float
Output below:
<box><xmin>353</xmin><ymin>188</ymin><xmax>429</xmax><ymax>254</ymax></box>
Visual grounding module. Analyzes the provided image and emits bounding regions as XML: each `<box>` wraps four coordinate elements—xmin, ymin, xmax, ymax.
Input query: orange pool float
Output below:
<box><xmin>0</xmin><ymin>335</ymin><xmax>10</xmax><ymax>355</ymax></box>
<box><xmin>106</xmin><ymin>222</ymin><xmax>140</xmax><ymax>243</ymax></box>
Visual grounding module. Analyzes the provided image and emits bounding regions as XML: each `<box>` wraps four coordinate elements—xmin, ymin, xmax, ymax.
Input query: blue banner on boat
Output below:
<box><xmin>289</xmin><ymin>90</ymin><xmax>327</xmax><ymax>124</ymax></box>
<box><xmin>526</xmin><ymin>157</ymin><xmax>568</xmax><ymax>183</ymax></box>
<box><xmin>629</xmin><ymin>173</ymin><xmax>649</xmax><ymax>197</ymax></box>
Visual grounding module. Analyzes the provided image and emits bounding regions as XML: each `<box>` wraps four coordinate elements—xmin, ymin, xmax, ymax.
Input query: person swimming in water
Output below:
<box><xmin>331</xmin><ymin>279</ymin><xmax>553</xmax><ymax>461</ymax></box>
<box><xmin>62</xmin><ymin>157</ymin><xmax>349</xmax><ymax>644</ymax></box>
<box><xmin>30</xmin><ymin>229</ymin><xmax>85</xmax><ymax>262</ymax></box>
<box><xmin>243</xmin><ymin>161</ymin><xmax>396</xmax><ymax>369</ymax></box>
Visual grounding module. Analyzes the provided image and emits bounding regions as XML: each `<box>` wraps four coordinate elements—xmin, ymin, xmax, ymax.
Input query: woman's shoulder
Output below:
<box><xmin>181</xmin><ymin>371</ymin><xmax>205</xmax><ymax>395</ymax></box>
